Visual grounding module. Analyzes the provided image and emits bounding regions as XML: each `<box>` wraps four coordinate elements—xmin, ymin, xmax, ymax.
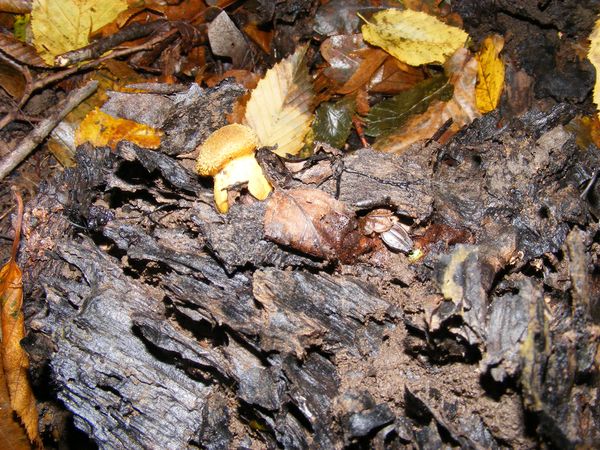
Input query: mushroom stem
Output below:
<box><xmin>213</xmin><ymin>154</ymin><xmax>272</xmax><ymax>213</ymax></box>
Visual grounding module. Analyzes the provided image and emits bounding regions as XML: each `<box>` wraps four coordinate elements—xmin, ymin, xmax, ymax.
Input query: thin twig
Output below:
<box><xmin>0</xmin><ymin>80</ymin><xmax>98</xmax><ymax>181</ymax></box>
<box><xmin>56</xmin><ymin>20</ymin><xmax>169</xmax><ymax>66</ymax></box>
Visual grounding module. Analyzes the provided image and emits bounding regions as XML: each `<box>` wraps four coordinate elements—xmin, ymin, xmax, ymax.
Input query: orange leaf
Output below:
<box><xmin>243</xmin><ymin>22</ymin><xmax>273</xmax><ymax>55</ymax></box>
<box><xmin>75</xmin><ymin>108</ymin><xmax>163</xmax><ymax>150</ymax></box>
<box><xmin>0</xmin><ymin>191</ymin><xmax>41</xmax><ymax>447</ymax></box>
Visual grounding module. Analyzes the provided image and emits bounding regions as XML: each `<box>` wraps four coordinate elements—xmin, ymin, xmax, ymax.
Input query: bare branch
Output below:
<box><xmin>0</xmin><ymin>80</ymin><xmax>98</xmax><ymax>181</ymax></box>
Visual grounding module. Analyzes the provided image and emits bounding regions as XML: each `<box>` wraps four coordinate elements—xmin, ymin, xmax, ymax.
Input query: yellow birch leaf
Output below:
<box><xmin>0</xmin><ymin>192</ymin><xmax>41</xmax><ymax>447</ymax></box>
<box><xmin>243</xmin><ymin>45</ymin><xmax>315</xmax><ymax>157</ymax></box>
<box><xmin>360</xmin><ymin>9</ymin><xmax>468</xmax><ymax>66</ymax></box>
<box><xmin>475</xmin><ymin>34</ymin><xmax>505</xmax><ymax>113</ymax></box>
<box><xmin>31</xmin><ymin>0</ymin><xmax>128</xmax><ymax>65</ymax></box>
<box><xmin>588</xmin><ymin>18</ymin><xmax>600</xmax><ymax>119</ymax></box>
<box><xmin>75</xmin><ymin>108</ymin><xmax>162</xmax><ymax>150</ymax></box>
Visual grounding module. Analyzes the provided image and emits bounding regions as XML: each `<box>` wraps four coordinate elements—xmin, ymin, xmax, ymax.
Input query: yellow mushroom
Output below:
<box><xmin>195</xmin><ymin>123</ymin><xmax>272</xmax><ymax>213</ymax></box>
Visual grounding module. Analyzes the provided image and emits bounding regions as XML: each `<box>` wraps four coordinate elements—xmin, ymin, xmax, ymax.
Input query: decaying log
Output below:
<box><xmin>20</xmin><ymin>81</ymin><xmax>600</xmax><ymax>449</ymax></box>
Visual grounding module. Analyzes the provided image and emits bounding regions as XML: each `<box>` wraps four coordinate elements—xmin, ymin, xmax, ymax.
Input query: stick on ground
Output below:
<box><xmin>0</xmin><ymin>80</ymin><xmax>98</xmax><ymax>181</ymax></box>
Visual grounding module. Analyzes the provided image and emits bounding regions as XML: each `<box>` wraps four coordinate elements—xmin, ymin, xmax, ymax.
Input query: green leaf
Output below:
<box><xmin>312</xmin><ymin>96</ymin><xmax>356</xmax><ymax>149</ymax></box>
<box><xmin>365</xmin><ymin>74</ymin><xmax>453</xmax><ymax>138</ymax></box>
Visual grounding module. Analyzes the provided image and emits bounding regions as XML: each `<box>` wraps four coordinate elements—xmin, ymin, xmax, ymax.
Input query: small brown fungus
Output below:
<box><xmin>195</xmin><ymin>123</ymin><xmax>272</xmax><ymax>213</ymax></box>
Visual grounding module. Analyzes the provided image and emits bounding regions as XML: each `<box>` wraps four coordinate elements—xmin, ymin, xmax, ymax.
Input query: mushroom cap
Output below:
<box><xmin>195</xmin><ymin>123</ymin><xmax>259</xmax><ymax>176</ymax></box>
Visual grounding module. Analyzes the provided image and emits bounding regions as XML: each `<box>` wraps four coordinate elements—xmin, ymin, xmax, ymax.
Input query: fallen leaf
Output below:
<box><xmin>360</xmin><ymin>9</ymin><xmax>468</xmax><ymax>66</ymax></box>
<box><xmin>0</xmin><ymin>62</ymin><xmax>25</xmax><ymax>99</ymax></box>
<box><xmin>208</xmin><ymin>10</ymin><xmax>251</xmax><ymax>68</ymax></box>
<box><xmin>244</xmin><ymin>45</ymin><xmax>315</xmax><ymax>157</ymax></box>
<box><xmin>243</xmin><ymin>22</ymin><xmax>273</xmax><ymax>55</ymax></box>
<box><xmin>320</xmin><ymin>34</ymin><xmax>368</xmax><ymax>85</ymax></box>
<box><xmin>444</xmin><ymin>48</ymin><xmax>481</xmax><ymax>127</ymax></box>
<box><xmin>13</xmin><ymin>14</ymin><xmax>29</xmax><ymax>42</ymax></box>
<box><xmin>374</xmin><ymin>48</ymin><xmax>480</xmax><ymax>153</ymax></box>
<box><xmin>0</xmin><ymin>192</ymin><xmax>40</xmax><ymax>447</ymax></box>
<box><xmin>365</xmin><ymin>74</ymin><xmax>454</xmax><ymax>138</ymax></box>
<box><xmin>0</xmin><ymin>367</ymin><xmax>31</xmax><ymax>450</ymax></box>
<box><xmin>311</xmin><ymin>96</ymin><xmax>356</xmax><ymax>149</ymax></box>
<box><xmin>337</xmin><ymin>47</ymin><xmax>388</xmax><ymax>94</ymax></box>
<box><xmin>0</xmin><ymin>30</ymin><xmax>47</xmax><ymax>67</ymax></box>
<box><xmin>264</xmin><ymin>188</ymin><xmax>362</xmax><ymax>261</ymax></box>
<box><xmin>49</xmin><ymin>60</ymin><xmax>145</xmax><ymax>166</ymax></box>
<box><xmin>401</xmin><ymin>0</ymin><xmax>464</xmax><ymax>27</ymax></box>
<box><xmin>588</xmin><ymin>18</ymin><xmax>600</xmax><ymax>118</ymax></box>
<box><xmin>0</xmin><ymin>0</ymin><xmax>31</xmax><ymax>13</ymax></box>
<box><xmin>31</xmin><ymin>0</ymin><xmax>128</xmax><ymax>65</ymax></box>
<box><xmin>475</xmin><ymin>34</ymin><xmax>505</xmax><ymax>113</ymax></box>
<box><xmin>368</xmin><ymin>56</ymin><xmax>426</xmax><ymax>94</ymax></box>
<box><xmin>75</xmin><ymin>108</ymin><xmax>163</xmax><ymax>150</ymax></box>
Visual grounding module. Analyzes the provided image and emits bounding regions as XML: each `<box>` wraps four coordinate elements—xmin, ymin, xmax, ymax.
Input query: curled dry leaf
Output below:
<box><xmin>0</xmin><ymin>192</ymin><xmax>41</xmax><ymax>447</ymax></box>
<box><xmin>0</xmin><ymin>62</ymin><xmax>25</xmax><ymax>99</ymax></box>
<box><xmin>243</xmin><ymin>45</ymin><xmax>315</xmax><ymax>157</ymax></box>
<box><xmin>337</xmin><ymin>48</ymin><xmax>388</xmax><ymax>94</ymax></box>
<box><xmin>264</xmin><ymin>188</ymin><xmax>366</xmax><ymax>261</ymax></box>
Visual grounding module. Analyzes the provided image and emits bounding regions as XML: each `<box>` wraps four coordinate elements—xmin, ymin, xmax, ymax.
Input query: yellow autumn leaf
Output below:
<box><xmin>360</xmin><ymin>9</ymin><xmax>468</xmax><ymax>66</ymax></box>
<box><xmin>588</xmin><ymin>18</ymin><xmax>600</xmax><ymax>119</ymax></box>
<box><xmin>243</xmin><ymin>45</ymin><xmax>315</xmax><ymax>157</ymax></box>
<box><xmin>475</xmin><ymin>34</ymin><xmax>505</xmax><ymax>113</ymax></box>
<box><xmin>75</xmin><ymin>108</ymin><xmax>162</xmax><ymax>150</ymax></box>
<box><xmin>31</xmin><ymin>0</ymin><xmax>128</xmax><ymax>65</ymax></box>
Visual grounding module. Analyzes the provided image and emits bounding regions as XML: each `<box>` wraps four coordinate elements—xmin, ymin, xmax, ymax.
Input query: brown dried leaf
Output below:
<box><xmin>0</xmin><ymin>193</ymin><xmax>40</xmax><ymax>446</ymax></box>
<box><xmin>320</xmin><ymin>34</ymin><xmax>367</xmax><ymax>85</ymax></box>
<box><xmin>0</xmin><ymin>366</ymin><xmax>31</xmax><ymax>450</ymax></box>
<box><xmin>369</xmin><ymin>56</ymin><xmax>426</xmax><ymax>94</ymax></box>
<box><xmin>243</xmin><ymin>22</ymin><xmax>273</xmax><ymax>55</ymax></box>
<box><xmin>0</xmin><ymin>31</ymin><xmax>47</xmax><ymax>67</ymax></box>
<box><xmin>264</xmin><ymin>188</ymin><xmax>360</xmax><ymax>260</ymax></box>
<box><xmin>0</xmin><ymin>62</ymin><xmax>25</xmax><ymax>98</ymax></box>
<box><xmin>337</xmin><ymin>48</ymin><xmax>388</xmax><ymax>95</ymax></box>
<box><xmin>0</xmin><ymin>0</ymin><xmax>31</xmax><ymax>13</ymax></box>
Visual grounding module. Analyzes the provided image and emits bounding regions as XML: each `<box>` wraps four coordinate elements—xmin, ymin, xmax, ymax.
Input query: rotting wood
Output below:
<box><xmin>19</xmin><ymin>83</ymin><xmax>600</xmax><ymax>449</ymax></box>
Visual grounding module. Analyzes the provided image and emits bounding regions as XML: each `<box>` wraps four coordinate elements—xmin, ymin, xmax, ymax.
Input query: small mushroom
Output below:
<box><xmin>195</xmin><ymin>123</ymin><xmax>272</xmax><ymax>213</ymax></box>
